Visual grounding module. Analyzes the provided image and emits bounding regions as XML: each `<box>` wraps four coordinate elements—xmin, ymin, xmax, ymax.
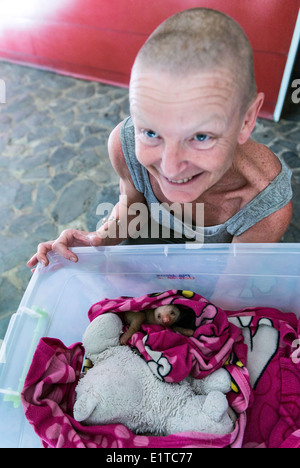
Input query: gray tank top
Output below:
<box><xmin>120</xmin><ymin>116</ymin><xmax>293</xmax><ymax>243</ymax></box>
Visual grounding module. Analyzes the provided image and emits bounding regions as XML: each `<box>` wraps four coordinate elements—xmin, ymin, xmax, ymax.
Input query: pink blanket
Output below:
<box><xmin>88</xmin><ymin>289</ymin><xmax>246</xmax><ymax>383</ymax></box>
<box><xmin>21</xmin><ymin>289</ymin><xmax>300</xmax><ymax>448</ymax></box>
<box><xmin>225</xmin><ymin>307</ymin><xmax>300</xmax><ymax>448</ymax></box>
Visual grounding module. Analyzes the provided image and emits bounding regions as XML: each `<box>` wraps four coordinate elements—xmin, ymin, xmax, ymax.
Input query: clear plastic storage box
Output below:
<box><xmin>0</xmin><ymin>243</ymin><xmax>299</xmax><ymax>448</ymax></box>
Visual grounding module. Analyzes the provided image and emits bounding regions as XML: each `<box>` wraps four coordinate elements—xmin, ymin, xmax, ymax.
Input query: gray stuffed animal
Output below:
<box><xmin>74</xmin><ymin>313</ymin><xmax>234</xmax><ymax>436</ymax></box>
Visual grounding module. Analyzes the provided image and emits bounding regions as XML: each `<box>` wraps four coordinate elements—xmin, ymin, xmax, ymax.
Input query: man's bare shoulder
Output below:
<box><xmin>108</xmin><ymin>121</ymin><xmax>146</xmax><ymax>202</ymax></box>
<box><xmin>108</xmin><ymin>122</ymin><xmax>131</xmax><ymax>179</ymax></box>
<box><xmin>237</xmin><ymin>138</ymin><xmax>282</xmax><ymax>191</ymax></box>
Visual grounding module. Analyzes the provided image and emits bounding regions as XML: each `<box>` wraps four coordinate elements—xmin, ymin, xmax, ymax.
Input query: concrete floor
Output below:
<box><xmin>0</xmin><ymin>61</ymin><xmax>299</xmax><ymax>340</ymax></box>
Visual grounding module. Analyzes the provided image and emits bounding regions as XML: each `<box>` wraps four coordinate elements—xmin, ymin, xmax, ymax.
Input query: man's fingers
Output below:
<box><xmin>27</xmin><ymin>241</ymin><xmax>54</xmax><ymax>268</ymax></box>
<box><xmin>26</xmin><ymin>253</ymin><xmax>39</xmax><ymax>268</ymax></box>
<box><xmin>27</xmin><ymin>229</ymin><xmax>105</xmax><ymax>270</ymax></box>
<box><xmin>87</xmin><ymin>232</ymin><xmax>105</xmax><ymax>246</ymax></box>
<box><xmin>52</xmin><ymin>237</ymin><xmax>78</xmax><ymax>262</ymax></box>
<box><xmin>51</xmin><ymin>229</ymin><xmax>97</xmax><ymax>262</ymax></box>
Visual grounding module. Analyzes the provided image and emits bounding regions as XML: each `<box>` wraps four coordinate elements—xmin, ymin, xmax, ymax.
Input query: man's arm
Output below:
<box><xmin>232</xmin><ymin>200</ymin><xmax>293</xmax><ymax>243</ymax></box>
<box><xmin>27</xmin><ymin>121</ymin><xmax>148</xmax><ymax>267</ymax></box>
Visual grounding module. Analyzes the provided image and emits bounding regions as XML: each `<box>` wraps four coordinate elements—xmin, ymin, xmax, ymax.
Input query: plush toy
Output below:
<box><xmin>73</xmin><ymin>313</ymin><xmax>235</xmax><ymax>436</ymax></box>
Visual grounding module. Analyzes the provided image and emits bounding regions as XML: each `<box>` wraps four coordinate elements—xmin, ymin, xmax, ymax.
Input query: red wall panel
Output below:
<box><xmin>0</xmin><ymin>0</ymin><xmax>299</xmax><ymax>119</ymax></box>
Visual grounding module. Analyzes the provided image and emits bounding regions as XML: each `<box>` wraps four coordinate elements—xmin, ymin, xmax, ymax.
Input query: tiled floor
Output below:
<box><xmin>0</xmin><ymin>62</ymin><xmax>299</xmax><ymax>339</ymax></box>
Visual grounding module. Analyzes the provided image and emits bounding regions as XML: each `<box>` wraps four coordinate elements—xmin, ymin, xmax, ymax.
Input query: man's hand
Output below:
<box><xmin>26</xmin><ymin>229</ymin><xmax>105</xmax><ymax>268</ymax></box>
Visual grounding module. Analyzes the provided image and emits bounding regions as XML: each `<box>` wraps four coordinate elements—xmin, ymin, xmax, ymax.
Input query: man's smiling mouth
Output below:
<box><xmin>167</xmin><ymin>176</ymin><xmax>193</xmax><ymax>184</ymax></box>
<box><xmin>165</xmin><ymin>173</ymin><xmax>204</xmax><ymax>185</ymax></box>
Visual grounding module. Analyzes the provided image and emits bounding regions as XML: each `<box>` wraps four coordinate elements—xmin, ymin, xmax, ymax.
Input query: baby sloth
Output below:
<box><xmin>120</xmin><ymin>304</ymin><xmax>194</xmax><ymax>345</ymax></box>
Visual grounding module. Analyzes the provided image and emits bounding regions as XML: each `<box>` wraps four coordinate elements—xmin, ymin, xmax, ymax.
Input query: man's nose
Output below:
<box><xmin>160</xmin><ymin>143</ymin><xmax>188</xmax><ymax>177</ymax></box>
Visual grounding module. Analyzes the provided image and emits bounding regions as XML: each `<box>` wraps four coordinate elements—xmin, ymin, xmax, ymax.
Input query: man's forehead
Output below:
<box><xmin>130</xmin><ymin>68</ymin><xmax>238</xmax><ymax>99</ymax></box>
<box><xmin>129</xmin><ymin>70</ymin><xmax>240</xmax><ymax>121</ymax></box>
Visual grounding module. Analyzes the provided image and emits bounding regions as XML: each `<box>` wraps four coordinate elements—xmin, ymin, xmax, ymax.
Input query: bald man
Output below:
<box><xmin>28</xmin><ymin>8</ymin><xmax>292</xmax><ymax>267</ymax></box>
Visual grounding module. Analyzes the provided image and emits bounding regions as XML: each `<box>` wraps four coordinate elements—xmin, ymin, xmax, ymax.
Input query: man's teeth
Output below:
<box><xmin>168</xmin><ymin>176</ymin><xmax>193</xmax><ymax>184</ymax></box>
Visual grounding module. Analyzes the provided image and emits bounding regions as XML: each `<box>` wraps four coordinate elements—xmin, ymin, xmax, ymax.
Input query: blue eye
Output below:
<box><xmin>145</xmin><ymin>130</ymin><xmax>158</xmax><ymax>139</ymax></box>
<box><xmin>194</xmin><ymin>134</ymin><xmax>210</xmax><ymax>142</ymax></box>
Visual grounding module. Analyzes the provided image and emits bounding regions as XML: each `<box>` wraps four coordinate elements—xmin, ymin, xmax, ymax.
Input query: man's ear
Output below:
<box><xmin>238</xmin><ymin>92</ymin><xmax>264</xmax><ymax>145</ymax></box>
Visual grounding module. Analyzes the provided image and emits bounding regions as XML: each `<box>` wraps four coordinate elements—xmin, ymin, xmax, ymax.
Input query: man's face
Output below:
<box><xmin>130</xmin><ymin>68</ymin><xmax>245</xmax><ymax>203</ymax></box>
